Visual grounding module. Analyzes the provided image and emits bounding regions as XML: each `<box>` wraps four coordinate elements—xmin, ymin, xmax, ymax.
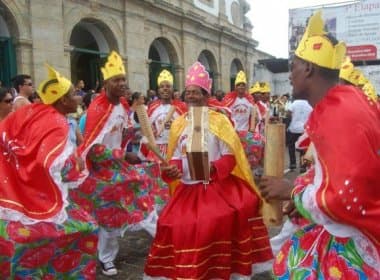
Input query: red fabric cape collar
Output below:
<box><xmin>79</xmin><ymin>91</ymin><xmax>130</xmax><ymax>154</ymax></box>
<box><xmin>223</xmin><ymin>91</ymin><xmax>255</xmax><ymax>107</ymax></box>
<box><xmin>147</xmin><ymin>99</ymin><xmax>187</xmax><ymax>117</ymax></box>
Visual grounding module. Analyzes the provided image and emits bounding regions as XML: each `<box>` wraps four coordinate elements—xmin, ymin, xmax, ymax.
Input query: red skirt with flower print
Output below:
<box><xmin>0</xmin><ymin>204</ymin><xmax>98</xmax><ymax>279</ymax></box>
<box><xmin>70</xmin><ymin>144</ymin><xmax>169</xmax><ymax>231</ymax></box>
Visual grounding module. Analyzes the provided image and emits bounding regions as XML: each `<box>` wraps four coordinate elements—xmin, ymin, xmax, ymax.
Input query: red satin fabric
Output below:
<box><xmin>222</xmin><ymin>91</ymin><xmax>255</xmax><ymax>108</ymax></box>
<box><xmin>309</xmin><ymin>85</ymin><xmax>380</xmax><ymax>250</ymax></box>
<box><xmin>145</xmin><ymin>154</ymin><xmax>272</xmax><ymax>279</ymax></box>
<box><xmin>147</xmin><ymin>99</ymin><xmax>187</xmax><ymax>117</ymax></box>
<box><xmin>0</xmin><ymin>104</ymin><xmax>68</xmax><ymax>219</ymax></box>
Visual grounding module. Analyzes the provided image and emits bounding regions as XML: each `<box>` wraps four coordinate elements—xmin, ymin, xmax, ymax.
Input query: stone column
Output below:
<box><xmin>125</xmin><ymin>4</ymin><xmax>149</xmax><ymax>93</ymax></box>
<box><xmin>29</xmin><ymin>0</ymin><xmax>66</xmax><ymax>84</ymax></box>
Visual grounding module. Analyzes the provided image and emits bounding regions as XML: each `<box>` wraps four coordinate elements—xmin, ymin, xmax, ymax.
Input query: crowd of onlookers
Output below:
<box><xmin>1</xmin><ymin>75</ymin><xmax>311</xmax><ymax>172</ymax></box>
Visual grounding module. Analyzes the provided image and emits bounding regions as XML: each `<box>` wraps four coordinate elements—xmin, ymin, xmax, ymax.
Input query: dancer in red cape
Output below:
<box><xmin>259</xmin><ymin>11</ymin><xmax>380</xmax><ymax>279</ymax></box>
<box><xmin>0</xmin><ymin>64</ymin><xmax>98</xmax><ymax>279</ymax></box>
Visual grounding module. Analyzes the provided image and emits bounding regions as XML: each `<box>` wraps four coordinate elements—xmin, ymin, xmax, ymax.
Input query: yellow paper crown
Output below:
<box><xmin>358</xmin><ymin>72</ymin><xmax>368</xmax><ymax>87</ymax></box>
<box><xmin>249</xmin><ymin>82</ymin><xmax>261</xmax><ymax>94</ymax></box>
<box><xmin>157</xmin><ymin>69</ymin><xmax>174</xmax><ymax>86</ymax></box>
<box><xmin>348</xmin><ymin>69</ymin><xmax>362</xmax><ymax>86</ymax></box>
<box><xmin>235</xmin><ymin>70</ymin><xmax>247</xmax><ymax>85</ymax></box>
<box><xmin>101</xmin><ymin>51</ymin><xmax>126</xmax><ymax>81</ymax></box>
<box><xmin>339</xmin><ymin>57</ymin><xmax>354</xmax><ymax>82</ymax></box>
<box><xmin>295</xmin><ymin>11</ymin><xmax>346</xmax><ymax>70</ymax></box>
<box><xmin>37</xmin><ymin>64</ymin><xmax>72</xmax><ymax>105</ymax></box>
<box><xmin>362</xmin><ymin>82</ymin><xmax>378</xmax><ymax>103</ymax></box>
<box><xmin>260</xmin><ymin>82</ymin><xmax>271</xmax><ymax>93</ymax></box>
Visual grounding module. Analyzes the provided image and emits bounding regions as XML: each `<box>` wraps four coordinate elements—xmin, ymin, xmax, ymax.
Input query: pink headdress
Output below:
<box><xmin>185</xmin><ymin>62</ymin><xmax>212</xmax><ymax>94</ymax></box>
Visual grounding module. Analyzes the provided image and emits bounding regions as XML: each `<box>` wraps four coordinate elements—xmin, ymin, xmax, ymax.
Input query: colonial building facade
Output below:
<box><xmin>0</xmin><ymin>0</ymin><xmax>271</xmax><ymax>93</ymax></box>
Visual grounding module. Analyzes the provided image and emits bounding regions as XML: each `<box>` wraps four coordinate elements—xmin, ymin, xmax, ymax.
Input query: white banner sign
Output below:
<box><xmin>289</xmin><ymin>0</ymin><xmax>380</xmax><ymax>61</ymax></box>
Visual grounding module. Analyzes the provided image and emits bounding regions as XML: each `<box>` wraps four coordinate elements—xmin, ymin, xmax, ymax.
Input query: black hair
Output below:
<box><xmin>12</xmin><ymin>74</ymin><xmax>32</xmax><ymax>92</ymax></box>
<box><xmin>132</xmin><ymin>91</ymin><xmax>142</xmax><ymax>101</ymax></box>
<box><xmin>0</xmin><ymin>87</ymin><xmax>10</xmax><ymax>101</ymax></box>
<box><xmin>318</xmin><ymin>66</ymin><xmax>340</xmax><ymax>81</ymax></box>
<box><xmin>82</xmin><ymin>91</ymin><xmax>94</xmax><ymax>108</ymax></box>
<box><xmin>200</xmin><ymin>88</ymin><xmax>209</xmax><ymax>96</ymax></box>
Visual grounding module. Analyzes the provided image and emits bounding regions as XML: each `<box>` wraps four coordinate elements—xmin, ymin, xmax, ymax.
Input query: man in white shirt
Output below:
<box><xmin>287</xmin><ymin>99</ymin><xmax>312</xmax><ymax>171</ymax></box>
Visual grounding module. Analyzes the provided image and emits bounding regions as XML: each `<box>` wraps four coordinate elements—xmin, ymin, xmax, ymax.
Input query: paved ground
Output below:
<box><xmin>96</xmin><ymin>149</ymin><xmax>302</xmax><ymax>279</ymax></box>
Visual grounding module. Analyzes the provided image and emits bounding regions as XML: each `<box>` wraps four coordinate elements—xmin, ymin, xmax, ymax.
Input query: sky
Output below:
<box><xmin>246</xmin><ymin>0</ymin><xmax>355</xmax><ymax>58</ymax></box>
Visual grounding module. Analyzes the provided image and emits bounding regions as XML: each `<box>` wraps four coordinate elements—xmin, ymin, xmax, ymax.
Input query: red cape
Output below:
<box><xmin>308</xmin><ymin>85</ymin><xmax>380</xmax><ymax>249</ymax></box>
<box><xmin>0</xmin><ymin>104</ymin><xmax>69</xmax><ymax>220</ymax></box>
<box><xmin>78</xmin><ymin>91</ymin><xmax>130</xmax><ymax>154</ymax></box>
<box><xmin>223</xmin><ymin>91</ymin><xmax>255</xmax><ymax>107</ymax></box>
<box><xmin>147</xmin><ymin>99</ymin><xmax>187</xmax><ymax>117</ymax></box>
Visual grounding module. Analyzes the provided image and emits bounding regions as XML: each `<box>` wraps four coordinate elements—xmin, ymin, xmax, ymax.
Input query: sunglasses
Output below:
<box><xmin>2</xmin><ymin>99</ymin><xmax>13</xmax><ymax>104</ymax></box>
<box><xmin>24</xmin><ymin>82</ymin><xmax>33</xmax><ymax>86</ymax></box>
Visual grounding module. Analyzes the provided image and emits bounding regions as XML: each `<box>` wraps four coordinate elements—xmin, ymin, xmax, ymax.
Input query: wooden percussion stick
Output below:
<box><xmin>135</xmin><ymin>105</ymin><xmax>168</xmax><ymax>165</ymax></box>
<box><xmin>262</xmin><ymin>123</ymin><xmax>285</xmax><ymax>226</ymax></box>
<box><xmin>250</xmin><ymin>105</ymin><xmax>257</xmax><ymax>131</ymax></box>
<box><xmin>156</xmin><ymin>105</ymin><xmax>176</xmax><ymax>137</ymax></box>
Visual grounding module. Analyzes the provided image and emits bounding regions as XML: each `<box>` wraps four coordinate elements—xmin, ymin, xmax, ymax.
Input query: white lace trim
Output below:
<box><xmin>301</xmin><ymin>148</ymin><xmax>380</xmax><ymax>270</ymax></box>
<box><xmin>0</xmin><ymin>138</ymin><xmax>77</xmax><ymax>225</ymax></box>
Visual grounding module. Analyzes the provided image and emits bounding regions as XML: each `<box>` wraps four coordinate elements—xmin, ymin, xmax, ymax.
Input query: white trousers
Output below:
<box><xmin>98</xmin><ymin>227</ymin><xmax>120</xmax><ymax>263</ymax></box>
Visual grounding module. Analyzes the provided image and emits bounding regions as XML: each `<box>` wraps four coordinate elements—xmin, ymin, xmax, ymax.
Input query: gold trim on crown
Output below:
<box><xmin>295</xmin><ymin>11</ymin><xmax>346</xmax><ymax>70</ymax></box>
<box><xmin>157</xmin><ymin>69</ymin><xmax>174</xmax><ymax>86</ymax></box>
<box><xmin>101</xmin><ymin>51</ymin><xmax>126</xmax><ymax>81</ymax></box>
<box><xmin>37</xmin><ymin>64</ymin><xmax>72</xmax><ymax>105</ymax></box>
<box><xmin>235</xmin><ymin>71</ymin><xmax>247</xmax><ymax>85</ymax></box>
<box><xmin>249</xmin><ymin>82</ymin><xmax>260</xmax><ymax>94</ymax></box>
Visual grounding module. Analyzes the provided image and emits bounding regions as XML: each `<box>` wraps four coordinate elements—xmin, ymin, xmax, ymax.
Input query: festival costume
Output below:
<box><xmin>0</xmin><ymin>65</ymin><xmax>98</xmax><ymax>279</ymax></box>
<box><xmin>273</xmin><ymin>12</ymin><xmax>380</xmax><ymax>279</ymax></box>
<box><xmin>144</xmin><ymin>62</ymin><xmax>272</xmax><ymax>280</ymax></box>
<box><xmin>147</xmin><ymin>69</ymin><xmax>187</xmax><ymax>157</ymax></box>
<box><xmin>147</xmin><ymin>99</ymin><xmax>186</xmax><ymax>156</ymax></box>
<box><xmin>274</xmin><ymin>86</ymin><xmax>380</xmax><ymax>279</ymax></box>
<box><xmin>144</xmin><ymin>109</ymin><xmax>273</xmax><ymax>280</ymax></box>
<box><xmin>74</xmin><ymin>52</ymin><xmax>169</xmax><ymax>265</ymax></box>
<box><xmin>223</xmin><ymin>89</ymin><xmax>264</xmax><ymax>169</ymax></box>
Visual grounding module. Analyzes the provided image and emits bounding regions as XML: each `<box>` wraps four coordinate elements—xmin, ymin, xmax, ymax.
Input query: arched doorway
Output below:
<box><xmin>230</xmin><ymin>58</ymin><xmax>243</xmax><ymax>90</ymax></box>
<box><xmin>148</xmin><ymin>38</ymin><xmax>178</xmax><ymax>90</ymax></box>
<box><xmin>0</xmin><ymin>3</ymin><xmax>18</xmax><ymax>87</ymax></box>
<box><xmin>198</xmin><ymin>50</ymin><xmax>217</xmax><ymax>93</ymax></box>
<box><xmin>70</xmin><ymin>19</ymin><xmax>118</xmax><ymax>91</ymax></box>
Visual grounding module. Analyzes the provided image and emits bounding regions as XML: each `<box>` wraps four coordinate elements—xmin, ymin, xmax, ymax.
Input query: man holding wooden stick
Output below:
<box><xmin>147</xmin><ymin>69</ymin><xmax>186</xmax><ymax>157</ymax></box>
<box><xmin>259</xmin><ymin>11</ymin><xmax>380</xmax><ymax>278</ymax></box>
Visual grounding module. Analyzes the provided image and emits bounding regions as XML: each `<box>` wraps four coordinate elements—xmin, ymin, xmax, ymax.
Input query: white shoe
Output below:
<box><xmin>100</xmin><ymin>261</ymin><xmax>118</xmax><ymax>276</ymax></box>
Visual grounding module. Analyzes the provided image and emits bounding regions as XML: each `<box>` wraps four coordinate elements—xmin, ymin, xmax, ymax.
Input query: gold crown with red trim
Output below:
<box><xmin>362</xmin><ymin>82</ymin><xmax>378</xmax><ymax>103</ymax></box>
<box><xmin>235</xmin><ymin>71</ymin><xmax>247</xmax><ymax>85</ymax></box>
<box><xmin>157</xmin><ymin>69</ymin><xmax>174</xmax><ymax>86</ymax></box>
<box><xmin>260</xmin><ymin>82</ymin><xmax>271</xmax><ymax>93</ymax></box>
<box><xmin>37</xmin><ymin>64</ymin><xmax>72</xmax><ymax>105</ymax></box>
<box><xmin>295</xmin><ymin>11</ymin><xmax>346</xmax><ymax>70</ymax></box>
<box><xmin>249</xmin><ymin>82</ymin><xmax>260</xmax><ymax>94</ymax></box>
<box><xmin>339</xmin><ymin>57</ymin><xmax>354</xmax><ymax>81</ymax></box>
<box><xmin>101</xmin><ymin>51</ymin><xmax>126</xmax><ymax>81</ymax></box>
